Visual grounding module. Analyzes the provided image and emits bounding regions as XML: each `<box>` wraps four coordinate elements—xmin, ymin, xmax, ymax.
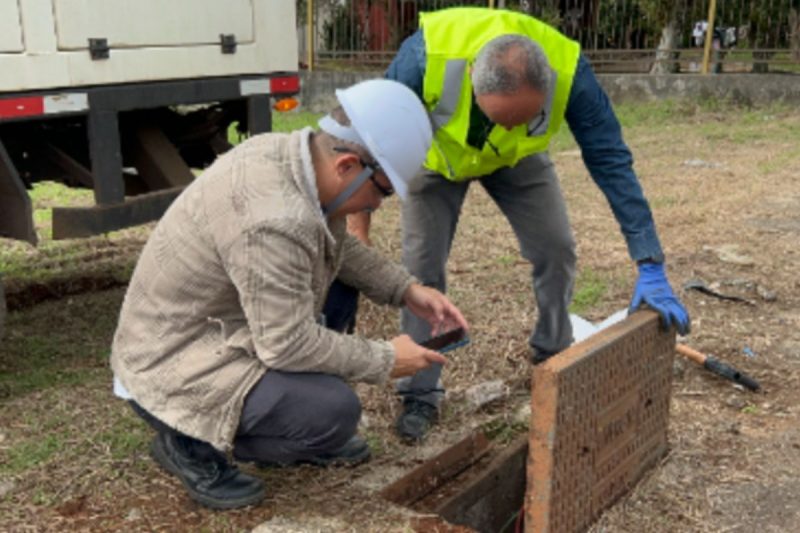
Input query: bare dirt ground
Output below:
<box><xmin>1</xmin><ymin>102</ymin><xmax>799</xmax><ymax>532</ymax></box>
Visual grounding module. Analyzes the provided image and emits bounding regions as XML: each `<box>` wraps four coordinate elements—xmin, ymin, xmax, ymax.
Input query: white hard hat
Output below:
<box><xmin>318</xmin><ymin>79</ymin><xmax>432</xmax><ymax>200</ymax></box>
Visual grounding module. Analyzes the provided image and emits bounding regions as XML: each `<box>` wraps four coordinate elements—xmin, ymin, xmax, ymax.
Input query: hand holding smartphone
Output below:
<box><xmin>419</xmin><ymin>327</ymin><xmax>470</xmax><ymax>353</ymax></box>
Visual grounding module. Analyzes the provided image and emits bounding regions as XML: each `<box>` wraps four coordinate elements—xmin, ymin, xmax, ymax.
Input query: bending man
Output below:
<box><xmin>384</xmin><ymin>7</ymin><xmax>690</xmax><ymax>441</ymax></box>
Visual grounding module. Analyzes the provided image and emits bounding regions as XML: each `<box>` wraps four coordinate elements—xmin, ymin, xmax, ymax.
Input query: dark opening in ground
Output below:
<box><xmin>382</xmin><ymin>432</ymin><xmax>528</xmax><ymax>532</ymax></box>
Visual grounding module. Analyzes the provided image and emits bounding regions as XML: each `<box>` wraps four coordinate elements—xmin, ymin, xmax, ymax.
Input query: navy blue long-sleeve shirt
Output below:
<box><xmin>386</xmin><ymin>30</ymin><xmax>664</xmax><ymax>262</ymax></box>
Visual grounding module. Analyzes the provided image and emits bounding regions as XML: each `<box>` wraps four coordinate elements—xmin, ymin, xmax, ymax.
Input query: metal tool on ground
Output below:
<box><xmin>571</xmin><ymin>309</ymin><xmax>760</xmax><ymax>392</ymax></box>
<box><xmin>676</xmin><ymin>343</ymin><xmax>760</xmax><ymax>391</ymax></box>
<box><xmin>683</xmin><ymin>279</ymin><xmax>755</xmax><ymax>305</ymax></box>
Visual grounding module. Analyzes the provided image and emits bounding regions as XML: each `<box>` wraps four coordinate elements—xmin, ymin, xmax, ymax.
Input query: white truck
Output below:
<box><xmin>0</xmin><ymin>0</ymin><xmax>300</xmax><ymax>333</ymax></box>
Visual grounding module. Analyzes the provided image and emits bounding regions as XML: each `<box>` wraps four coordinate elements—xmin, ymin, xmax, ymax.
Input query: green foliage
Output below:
<box><xmin>636</xmin><ymin>0</ymin><xmax>696</xmax><ymax>28</ymax></box>
<box><xmin>323</xmin><ymin>0</ymin><xmax>365</xmax><ymax>52</ymax></box>
<box><xmin>596</xmin><ymin>0</ymin><xmax>656</xmax><ymax>48</ymax></box>
<box><xmin>726</xmin><ymin>0</ymin><xmax>796</xmax><ymax>48</ymax></box>
<box><xmin>524</xmin><ymin>0</ymin><xmax>563</xmax><ymax>28</ymax></box>
<box><xmin>634</xmin><ymin>0</ymin><xmax>796</xmax><ymax>53</ymax></box>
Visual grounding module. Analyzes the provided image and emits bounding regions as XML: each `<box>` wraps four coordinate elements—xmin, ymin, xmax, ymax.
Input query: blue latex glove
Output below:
<box><xmin>629</xmin><ymin>262</ymin><xmax>691</xmax><ymax>335</ymax></box>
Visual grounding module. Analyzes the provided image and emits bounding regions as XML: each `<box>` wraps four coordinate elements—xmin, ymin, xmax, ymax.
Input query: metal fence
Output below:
<box><xmin>298</xmin><ymin>0</ymin><xmax>800</xmax><ymax>73</ymax></box>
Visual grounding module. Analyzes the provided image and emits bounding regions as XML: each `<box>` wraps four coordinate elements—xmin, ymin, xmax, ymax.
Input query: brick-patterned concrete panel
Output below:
<box><xmin>526</xmin><ymin>311</ymin><xmax>675</xmax><ymax>533</ymax></box>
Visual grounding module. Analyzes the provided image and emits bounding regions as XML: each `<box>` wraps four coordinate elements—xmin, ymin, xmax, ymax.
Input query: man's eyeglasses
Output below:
<box><xmin>333</xmin><ymin>146</ymin><xmax>394</xmax><ymax>197</ymax></box>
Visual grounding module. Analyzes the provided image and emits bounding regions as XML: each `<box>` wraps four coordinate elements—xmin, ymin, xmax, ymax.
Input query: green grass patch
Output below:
<box><xmin>227</xmin><ymin>111</ymin><xmax>324</xmax><ymax>145</ymax></box>
<box><xmin>549</xmin><ymin>98</ymin><xmax>797</xmax><ymax>155</ymax></box>
<box><xmin>8</xmin><ymin>181</ymin><xmax>96</xmax><ymax>245</ymax></box>
<box><xmin>0</xmin><ymin>329</ymin><xmax>105</xmax><ymax>397</ymax></box>
<box><xmin>29</xmin><ymin>181</ymin><xmax>93</xmax><ymax>208</ymax></box>
<box><xmin>741</xmin><ymin>404</ymin><xmax>759</xmax><ymax>415</ymax></box>
<box><xmin>758</xmin><ymin>148</ymin><xmax>799</xmax><ymax>174</ymax></box>
<box><xmin>481</xmin><ymin>416</ymin><xmax>527</xmax><ymax>444</ymax></box>
<box><xmin>362</xmin><ymin>431</ymin><xmax>386</xmax><ymax>457</ymax></box>
<box><xmin>273</xmin><ymin>110</ymin><xmax>325</xmax><ymax>132</ymax></box>
<box><xmin>2</xmin><ymin>434</ymin><xmax>66</xmax><ymax>474</ymax></box>
<box><xmin>96</xmin><ymin>417</ymin><xmax>151</xmax><ymax>461</ymax></box>
<box><xmin>649</xmin><ymin>195</ymin><xmax>681</xmax><ymax>209</ymax></box>
<box><xmin>550</xmin><ymin>125</ymin><xmax>578</xmax><ymax>153</ymax></box>
<box><xmin>615</xmin><ymin>99</ymin><xmax>689</xmax><ymax>126</ymax></box>
<box><xmin>0</xmin><ymin>179</ymin><xmax>143</xmax><ymax>292</ymax></box>
<box><xmin>570</xmin><ymin>268</ymin><xmax>608</xmax><ymax>315</ymax></box>
<box><xmin>0</xmin><ymin>290</ymin><xmax>121</xmax><ymax>396</ymax></box>
<box><xmin>496</xmin><ymin>253</ymin><xmax>518</xmax><ymax>266</ymax></box>
<box><xmin>0</xmin><ymin>365</ymin><xmax>98</xmax><ymax>399</ymax></box>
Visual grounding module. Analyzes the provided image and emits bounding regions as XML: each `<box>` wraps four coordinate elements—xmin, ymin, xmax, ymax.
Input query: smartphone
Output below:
<box><xmin>420</xmin><ymin>327</ymin><xmax>470</xmax><ymax>353</ymax></box>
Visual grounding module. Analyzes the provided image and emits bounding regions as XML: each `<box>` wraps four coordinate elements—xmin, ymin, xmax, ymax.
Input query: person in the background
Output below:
<box><xmin>321</xmin><ymin>213</ymin><xmax>372</xmax><ymax>333</ymax></box>
<box><xmin>110</xmin><ymin>79</ymin><xmax>469</xmax><ymax>510</ymax></box>
<box><xmin>376</xmin><ymin>7</ymin><xmax>690</xmax><ymax>442</ymax></box>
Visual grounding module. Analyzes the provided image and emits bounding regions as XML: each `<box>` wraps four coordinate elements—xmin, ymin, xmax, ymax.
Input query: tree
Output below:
<box><xmin>735</xmin><ymin>0</ymin><xmax>798</xmax><ymax>72</ymax></box>
<box><xmin>637</xmin><ymin>0</ymin><xmax>701</xmax><ymax>73</ymax></box>
<box><xmin>790</xmin><ymin>8</ymin><xmax>800</xmax><ymax>61</ymax></box>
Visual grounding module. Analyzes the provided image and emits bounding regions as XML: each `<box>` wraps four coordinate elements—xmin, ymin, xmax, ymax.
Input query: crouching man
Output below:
<box><xmin>110</xmin><ymin>79</ymin><xmax>469</xmax><ymax>510</ymax></box>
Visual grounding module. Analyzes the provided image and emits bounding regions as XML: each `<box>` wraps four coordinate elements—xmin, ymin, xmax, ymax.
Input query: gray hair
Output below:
<box><xmin>471</xmin><ymin>35</ymin><xmax>552</xmax><ymax>95</ymax></box>
<box><xmin>318</xmin><ymin>105</ymin><xmax>373</xmax><ymax>162</ymax></box>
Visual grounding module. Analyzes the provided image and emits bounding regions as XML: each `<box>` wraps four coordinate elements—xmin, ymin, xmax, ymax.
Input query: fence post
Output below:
<box><xmin>701</xmin><ymin>0</ymin><xmax>717</xmax><ymax>74</ymax></box>
<box><xmin>306</xmin><ymin>0</ymin><xmax>314</xmax><ymax>72</ymax></box>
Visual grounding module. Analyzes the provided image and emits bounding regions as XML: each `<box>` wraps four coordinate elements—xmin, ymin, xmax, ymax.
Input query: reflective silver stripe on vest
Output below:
<box><xmin>527</xmin><ymin>68</ymin><xmax>557</xmax><ymax>137</ymax></box>
<box><xmin>430</xmin><ymin>59</ymin><xmax>467</xmax><ymax>130</ymax></box>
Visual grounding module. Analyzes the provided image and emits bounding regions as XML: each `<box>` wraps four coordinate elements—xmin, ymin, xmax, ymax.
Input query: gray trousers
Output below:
<box><xmin>132</xmin><ymin>371</ymin><xmax>360</xmax><ymax>464</ymax></box>
<box><xmin>233</xmin><ymin>371</ymin><xmax>361</xmax><ymax>464</ymax></box>
<box><xmin>397</xmin><ymin>153</ymin><xmax>576</xmax><ymax>407</ymax></box>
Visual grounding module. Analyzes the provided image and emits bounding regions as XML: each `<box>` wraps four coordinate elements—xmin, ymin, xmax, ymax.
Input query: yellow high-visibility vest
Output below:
<box><xmin>421</xmin><ymin>7</ymin><xmax>580</xmax><ymax>180</ymax></box>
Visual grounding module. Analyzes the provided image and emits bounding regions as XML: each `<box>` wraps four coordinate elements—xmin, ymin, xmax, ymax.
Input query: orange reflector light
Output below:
<box><xmin>273</xmin><ymin>98</ymin><xmax>299</xmax><ymax>112</ymax></box>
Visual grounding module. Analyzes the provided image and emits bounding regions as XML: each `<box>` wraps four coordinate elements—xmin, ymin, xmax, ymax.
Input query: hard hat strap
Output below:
<box><xmin>322</xmin><ymin>166</ymin><xmax>374</xmax><ymax>216</ymax></box>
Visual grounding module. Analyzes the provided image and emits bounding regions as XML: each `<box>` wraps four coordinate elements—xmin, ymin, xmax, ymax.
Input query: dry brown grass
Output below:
<box><xmin>1</xmin><ymin>101</ymin><xmax>799</xmax><ymax>531</ymax></box>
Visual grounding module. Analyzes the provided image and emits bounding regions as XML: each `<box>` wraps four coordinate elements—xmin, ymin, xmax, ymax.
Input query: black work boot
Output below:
<box><xmin>395</xmin><ymin>399</ymin><xmax>438</xmax><ymax>443</ymax></box>
<box><xmin>150</xmin><ymin>432</ymin><xmax>265</xmax><ymax>509</ymax></box>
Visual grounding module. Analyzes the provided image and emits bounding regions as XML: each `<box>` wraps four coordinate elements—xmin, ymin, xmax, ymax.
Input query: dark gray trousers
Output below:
<box><xmin>132</xmin><ymin>371</ymin><xmax>360</xmax><ymax>464</ymax></box>
<box><xmin>233</xmin><ymin>371</ymin><xmax>360</xmax><ymax>464</ymax></box>
<box><xmin>397</xmin><ymin>153</ymin><xmax>576</xmax><ymax>406</ymax></box>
